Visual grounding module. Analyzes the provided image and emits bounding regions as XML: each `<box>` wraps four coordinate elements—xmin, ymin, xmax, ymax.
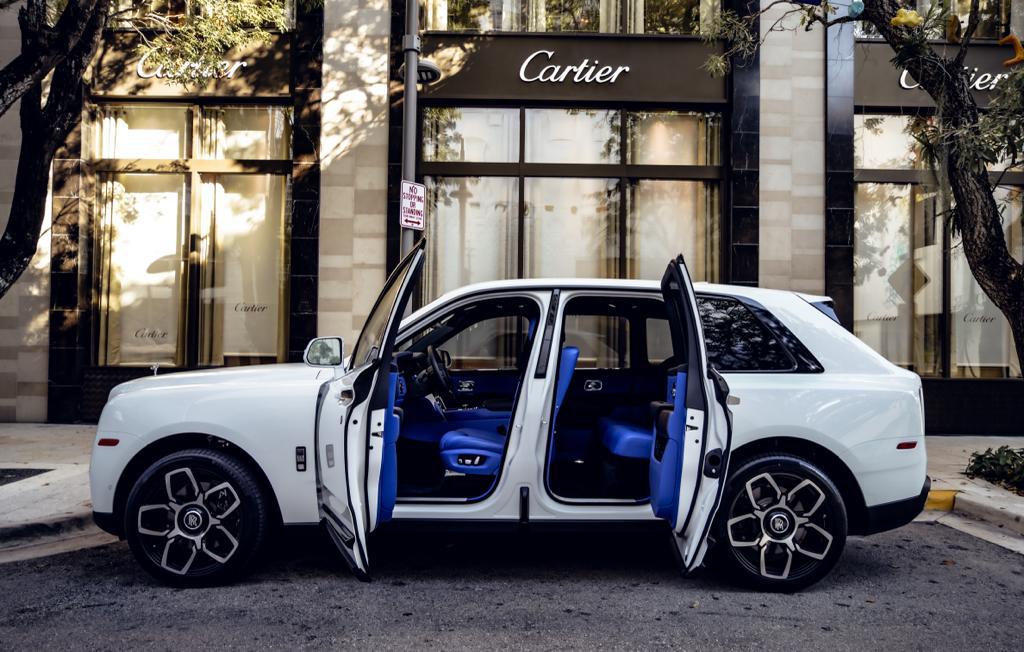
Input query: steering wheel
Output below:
<box><xmin>426</xmin><ymin>345</ymin><xmax>456</xmax><ymax>404</ymax></box>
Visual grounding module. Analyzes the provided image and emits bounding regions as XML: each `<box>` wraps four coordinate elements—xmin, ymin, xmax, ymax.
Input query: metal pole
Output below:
<box><xmin>399</xmin><ymin>0</ymin><xmax>420</xmax><ymax>258</ymax></box>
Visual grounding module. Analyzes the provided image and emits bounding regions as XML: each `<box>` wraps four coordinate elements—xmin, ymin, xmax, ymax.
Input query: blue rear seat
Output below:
<box><xmin>600</xmin><ymin>418</ymin><xmax>653</xmax><ymax>459</ymax></box>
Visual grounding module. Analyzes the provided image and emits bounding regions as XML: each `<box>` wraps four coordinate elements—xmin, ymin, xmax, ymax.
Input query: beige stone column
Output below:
<box><xmin>758</xmin><ymin>1</ymin><xmax>826</xmax><ymax>294</ymax></box>
<box><xmin>319</xmin><ymin>0</ymin><xmax>394</xmax><ymax>343</ymax></box>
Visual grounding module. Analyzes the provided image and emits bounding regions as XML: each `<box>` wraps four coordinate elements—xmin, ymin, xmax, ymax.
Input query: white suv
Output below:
<box><xmin>90</xmin><ymin>242</ymin><xmax>928</xmax><ymax>591</ymax></box>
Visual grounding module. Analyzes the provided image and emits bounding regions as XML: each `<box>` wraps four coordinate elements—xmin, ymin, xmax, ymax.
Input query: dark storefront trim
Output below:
<box><xmin>47</xmin><ymin>5</ymin><xmax>324</xmax><ymax>423</ymax></box>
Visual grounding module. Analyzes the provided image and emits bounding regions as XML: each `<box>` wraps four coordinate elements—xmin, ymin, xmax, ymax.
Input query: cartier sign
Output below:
<box><xmin>420</xmin><ymin>34</ymin><xmax>725</xmax><ymax>104</ymax></box>
<box><xmin>135</xmin><ymin>49</ymin><xmax>249</xmax><ymax>80</ymax></box>
<box><xmin>518</xmin><ymin>50</ymin><xmax>630</xmax><ymax>84</ymax></box>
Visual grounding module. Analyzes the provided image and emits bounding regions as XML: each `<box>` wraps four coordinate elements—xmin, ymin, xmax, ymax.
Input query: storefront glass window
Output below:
<box><xmin>197</xmin><ymin>175</ymin><xmax>290</xmax><ymax>366</ymax></box>
<box><xmin>422</xmin><ymin>176</ymin><xmax>519</xmax><ymax>300</ymax></box>
<box><xmin>97</xmin><ymin>174</ymin><xmax>187</xmax><ymax>366</ymax></box>
<box><xmin>854</xmin><ymin>114</ymin><xmax>932</xmax><ymax>170</ymax></box>
<box><xmin>198</xmin><ymin>107</ymin><xmax>291</xmax><ymax>160</ymax></box>
<box><xmin>421</xmin><ymin>106</ymin><xmax>721</xmax><ymax>302</ymax></box>
<box><xmin>422</xmin><ymin>0</ymin><xmax>717</xmax><ymax>33</ymax></box>
<box><xmin>524</xmin><ymin>177</ymin><xmax>620</xmax><ymax>277</ymax></box>
<box><xmin>856</xmin><ymin>0</ymin><xmax>1024</xmax><ymax>39</ymax></box>
<box><xmin>525</xmin><ymin>109</ymin><xmax>620</xmax><ymax>164</ymax></box>
<box><xmin>626</xmin><ymin>180</ymin><xmax>719</xmax><ymax>281</ymax></box>
<box><xmin>628</xmin><ymin>112</ymin><xmax>720</xmax><ymax>166</ymax></box>
<box><xmin>950</xmin><ymin>186</ymin><xmax>1024</xmax><ymax>377</ymax></box>
<box><xmin>95</xmin><ymin>106</ymin><xmax>188</xmax><ymax>159</ymax></box>
<box><xmin>92</xmin><ymin>103</ymin><xmax>292</xmax><ymax>368</ymax></box>
<box><xmin>423</xmin><ymin>107</ymin><xmax>519</xmax><ymax>162</ymax></box>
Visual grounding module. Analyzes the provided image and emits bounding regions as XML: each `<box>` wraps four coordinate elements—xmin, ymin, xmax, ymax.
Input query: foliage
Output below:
<box><xmin>118</xmin><ymin>0</ymin><xmax>289</xmax><ymax>86</ymax></box>
<box><xmin>965</xmin><ymin>446</ymin><xmax>1024</xmax><ymax>494</ymax></box>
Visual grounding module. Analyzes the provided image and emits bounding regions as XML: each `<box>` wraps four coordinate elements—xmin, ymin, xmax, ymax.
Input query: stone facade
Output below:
<box><xmin>0</xmin><ymin>9</ymin><xmax>49</xmax><ymax>422</ymax></box>
<box><xmin>758</xmin><ymin>2</ymin><xmax>826</xmax><ymax>294</ymax></box>
<box><xmin>319</xmin><ymin>0</ymin><xmax>393</xmax><ymax>345</ymax></box>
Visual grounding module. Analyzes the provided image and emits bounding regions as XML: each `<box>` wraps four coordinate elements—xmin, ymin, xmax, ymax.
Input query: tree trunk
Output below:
<box><xmin>865</xmin><ymin>1</ymin><xmax>1024</xmax><ymax>370</ymax></box>
<box><xmin>0</xmin><ymin>2</ymin><xmax>106</xmax><ymax>300</ymax></box>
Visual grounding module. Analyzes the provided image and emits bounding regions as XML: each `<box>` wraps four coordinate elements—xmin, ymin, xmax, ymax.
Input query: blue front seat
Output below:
<box><xmin>439</xmin><ymin>346</ymin><xmax>580</xmax><ymax>475</ymax></box>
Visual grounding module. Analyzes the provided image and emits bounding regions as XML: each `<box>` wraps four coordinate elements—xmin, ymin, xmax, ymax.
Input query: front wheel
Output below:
<box><xmin>712</xmin><ymin>453</ymin><xmax>847</xmax><ymax>592</ymax></box>
<box><xmin>124</xmin><ymin>448</ymin><xmax>271</xmax><ymax>587</ymax></box>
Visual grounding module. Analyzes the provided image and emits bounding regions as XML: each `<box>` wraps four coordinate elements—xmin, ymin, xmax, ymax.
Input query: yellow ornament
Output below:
<box><xmin>891</xmin><ymin>8</ymin><xmax>925</xmax><ymax>28</ymax></box>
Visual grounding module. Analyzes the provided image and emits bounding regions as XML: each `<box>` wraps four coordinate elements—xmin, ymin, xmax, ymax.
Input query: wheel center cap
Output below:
<box><xmin>179</xmin><ymin>506</ymin><xmax>209</xmax><ymax>535</ymax></box>
<box><xmin>763</xmin><ymin>509</ymin><xmax>794</xmax><ymax>538</ymax></box>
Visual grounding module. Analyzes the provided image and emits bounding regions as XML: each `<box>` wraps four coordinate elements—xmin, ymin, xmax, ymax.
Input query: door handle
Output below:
<box><xmin>583</xmin><ymin>380</ymin><xmax>603</xmax><ymax>392</ymax></box>
<box><xmin>457</xmin><ymin>379</ymin><xmax>475</xmax><ymax>393</ymax></box>
<box><xmin>727</xmin><ymin>395</ymin><xmax>740</xmax><ymax>406</ymax></box>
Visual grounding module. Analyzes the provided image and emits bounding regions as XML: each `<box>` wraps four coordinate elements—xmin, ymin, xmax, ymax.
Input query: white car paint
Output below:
<box><xmin>90</xmin><ymin>279</ymin><xmax>926</xmax><ymax>533</ymax></box>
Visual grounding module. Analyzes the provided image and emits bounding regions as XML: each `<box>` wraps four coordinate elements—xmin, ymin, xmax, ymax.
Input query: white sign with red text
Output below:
<box><xmin>400</xmin><ymin>181</ymin><xmax>426</xmax><ymax>231</ymax></box>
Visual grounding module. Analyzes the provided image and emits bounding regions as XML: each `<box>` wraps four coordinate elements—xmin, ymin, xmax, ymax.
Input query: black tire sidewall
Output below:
<box><xmin>124</xmin><ymin>448</ymin><xmax>269</xmax><ymax>587</ymax></box>
<box><xmin>713</xmin><ymin>453</ymin><xmax>848</xmax><ymax>592</ymax></box>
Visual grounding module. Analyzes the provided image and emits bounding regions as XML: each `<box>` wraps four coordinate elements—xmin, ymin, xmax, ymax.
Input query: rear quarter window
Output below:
<box><xmin>697</xmin><ymin>297</ymin><xmax>795</xmax><ymax>372</ymax></box>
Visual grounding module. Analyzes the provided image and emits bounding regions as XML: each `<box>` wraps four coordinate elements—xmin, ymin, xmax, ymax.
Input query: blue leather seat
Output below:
<box><xmin>600</xmin><ymin>418</ymin><xmax>653</xmax><ymax>459</ymax></box>
<box><xmin>440</xmin><ymin>346</ymin><xmax>580</xmax><ymax>475</ymax></box>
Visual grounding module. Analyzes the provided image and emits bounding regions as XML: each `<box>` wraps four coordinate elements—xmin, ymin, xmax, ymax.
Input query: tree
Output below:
<box><xmin>0</xmin><ymin>0</ymin><xmax>286</xmax><ymax>299</ymax></box>
<box><xmin>706</xmin><ymin>0</ymin><xmax>1024</xmax><ymax>368</ymax></box>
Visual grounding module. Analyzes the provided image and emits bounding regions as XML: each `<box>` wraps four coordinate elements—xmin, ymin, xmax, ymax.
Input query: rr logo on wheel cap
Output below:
<box><xmin>182</xmin><ymin>508</ymin><xmax>204</xmax><ymax>532</ymax></box>
<box><xmin>770</xmin><ymin>514</ymin><xmax>789</xmax><ymax>534</ymax></box>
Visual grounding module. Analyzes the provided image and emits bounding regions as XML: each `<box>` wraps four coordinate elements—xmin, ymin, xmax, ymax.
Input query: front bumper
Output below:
<box><xmin>860</xmin><ymin>476</ymin><xmax>931</xmax><ymax>536</ymax></box>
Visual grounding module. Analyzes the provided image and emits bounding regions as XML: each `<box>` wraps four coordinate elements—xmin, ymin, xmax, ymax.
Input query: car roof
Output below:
<box><xmin>408</xmin><ymin>278</ymin><xmax>831</xmax><ymax>324</ymax></box>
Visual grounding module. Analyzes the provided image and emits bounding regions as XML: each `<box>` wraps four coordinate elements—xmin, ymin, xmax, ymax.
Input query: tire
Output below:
<box><xmin>712</xmin><ymin>453</ymin><xmax>847</xmax><ymax>592</ymax></box>
<box><xmin>124</xmin><ymin>448</ymin><xmax>270</xmax><ymax>587</ymax></box>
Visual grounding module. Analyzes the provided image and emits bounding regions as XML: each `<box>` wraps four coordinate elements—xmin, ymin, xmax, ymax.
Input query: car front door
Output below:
<box><xmin>315</xmin><ymin>240</ymin><xmax>425</xmax><ymax>579</ymax></box>
<box><xmin>650</xmin><ymin>255</ymin><xmax>733</xmax><ymax>572</ymax></box>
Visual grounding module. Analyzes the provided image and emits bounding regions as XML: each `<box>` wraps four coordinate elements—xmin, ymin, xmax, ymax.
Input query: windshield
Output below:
<box><xmin>348</xmin><ymin>246</ymin><xmax>423</xmax><ymax>370</ymax></box>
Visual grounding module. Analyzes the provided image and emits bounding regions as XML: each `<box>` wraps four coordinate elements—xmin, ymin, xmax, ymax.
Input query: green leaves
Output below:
<box><xmin>965</xmin><ymin>446</ymin><xmax>1024</xmax><ymax>494</ymax></box>
<box><xmin>121</xmin><ymin>0</ymin><xmax>289</xmax><ymax>87</ymax></box>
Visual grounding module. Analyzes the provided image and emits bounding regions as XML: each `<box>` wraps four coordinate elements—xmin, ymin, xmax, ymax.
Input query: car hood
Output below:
<box><xmin>108</xmin><ymin>363</ymin><xmax>326</xmax><ymax>400</ymax></box>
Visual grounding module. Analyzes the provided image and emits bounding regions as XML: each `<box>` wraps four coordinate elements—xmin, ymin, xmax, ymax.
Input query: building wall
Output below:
<box><xmin>0</xmin><ymin>8</ymin><xmax>50</xmax><ymax>422</ymax></box>
<box><xmin>319</xmin><ymin>0</ymin><xmax>393</xmax><ymax>345</ymax></box>
<box><xmin>758</xmin><ymin>2</ymin><xmax>826</xmax><ymax>294</ymax></box>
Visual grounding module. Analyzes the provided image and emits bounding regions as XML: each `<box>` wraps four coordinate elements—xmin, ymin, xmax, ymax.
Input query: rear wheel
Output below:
<box><xmin>713</xmin><ymin>454</ymin><xmax>847</xmax><ymax>592</ymax></box>
<box><xmin>124</xmin><ymin>448</ymin><xmax>270</xmax><ymax>587</ymax></box>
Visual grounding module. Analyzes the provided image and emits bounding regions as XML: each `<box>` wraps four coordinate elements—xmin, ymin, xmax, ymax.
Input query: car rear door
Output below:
<box><xmin>650</xmin><ymin>255</ymin><xmax>733</xmax><ymax>572</ymax></box>
<box><xmin>315</xmin><ymin>240</ymin><xmax>425</xmax><ymax>579</ymax></box>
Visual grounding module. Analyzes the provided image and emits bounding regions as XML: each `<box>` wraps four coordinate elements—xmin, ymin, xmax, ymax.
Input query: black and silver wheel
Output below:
<box><xmin>714</xmin><ymin>454</ymin><xmax>847</xmax><ymax>592</ymax></box>
<box><xmin>124</xmin><ymin>448</ymin><xmax>270</xmax><ymax>586</ymax></box>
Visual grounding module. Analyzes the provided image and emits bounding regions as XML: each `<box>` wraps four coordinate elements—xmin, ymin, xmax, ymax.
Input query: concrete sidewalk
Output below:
<box><xmin>0</xmin><ymin>424</ymin><xmax>1022</xmax><ymax>551</ymax></box>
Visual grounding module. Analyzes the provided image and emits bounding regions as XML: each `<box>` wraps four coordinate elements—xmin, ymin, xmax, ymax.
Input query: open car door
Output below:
<box><xmin>650</xmin><ymin>254</ymin><xmax>733</xmax><ymax>573</ymax></box>
<box><xmin>315</xmin><ymin>240</ymin><xmax>425</xmax><ymax>579</ymax></box>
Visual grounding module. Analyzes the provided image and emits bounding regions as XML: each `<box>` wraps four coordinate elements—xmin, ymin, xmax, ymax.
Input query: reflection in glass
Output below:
<box><xmin>423</xmin><ymin>0</ymin><xmax>614</xmax><ymax>31</ymax></box>
<box><xmin>562</xmin><ymin>314</ymin><xmax>630</xmax><ymax>368</ymax></box>
<box><xmin>97</xmin><ymin>174</ymin><xmax>186</xmax><ymax>366</ymax></box>
<box><xmin>95</xmin><ymin>106</ymin><xmax>188</xmax><ymax>159</ymax></box>
<box><xmin>628</xmin><ymin>112</ymin><xmax>720</xmax><ymax>166</ymax></box>
<box><xmin>197</xmin><ymin>175</ymin><xmax>289</xmax><ymax>366</ymax></box>
<box><xmin>422</xmin><ymin>176</ymin><xmax>519</xmax><ymax>302</ymax></box>
<box><xmin>524</xmin><ymin>177</ymin><xmax>619</xmax><ymax>278</ymax></box>
<box><xmin>626</xmin><ymin>180</ymin><xmax>718</xmax><ymax>282</ymax></box>
<box><xmin>199</xmin><ymin>107</ymin><xmax>291</xmax><ymax>160</ymax></box>
<box><xmin>951</xmin><ymin>186</ymin><xmax>1023</xmax><ymax>377</ymax></box>
<box><xmin>626</xmin><ymin>0</ymin><xmax>718</xmax><ymax>34</ymax></box>
<box><xmin>854</xmin><ymin>183</ymin><xmax>912</xmax><ymax>366</ymax></box>
<box><xmin>854</xmin><ymin>114</ymin><xmax>933</xmax><ymax>170</ymax></box>
<box><xmin>525</xmin><ymin>109</ymin><xmax>620</xmax><ymax>163</ymax></box>
<box><xmin>423</xmin><ymin>107</ymin><xmax>519</xmax><ymax>162</ymax></box>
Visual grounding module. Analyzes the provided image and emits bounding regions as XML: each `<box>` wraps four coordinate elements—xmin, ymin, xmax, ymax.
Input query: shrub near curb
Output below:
<box><xmin>965</xmin><ymin>446</ymin><xmax>1024</xmax><ymax>495</ymax></box>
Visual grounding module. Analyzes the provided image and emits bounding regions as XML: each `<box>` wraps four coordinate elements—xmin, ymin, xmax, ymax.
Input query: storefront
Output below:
<box><xmin>46</xmin><ymin>6</ymin><xmax>323</xmax><ymax>422</ymax></box>
<box><xmin>385</xmin><ymin>0</ymin><xmax>761</xmax><ymax>303</ymax></box>
<box><xmin>827</xmin><ymin>18</ymin><xmax>1024</xmax><ymax>434</ymax></box>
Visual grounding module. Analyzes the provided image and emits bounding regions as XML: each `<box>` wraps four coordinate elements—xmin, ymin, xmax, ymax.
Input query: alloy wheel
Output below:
<box><xmin>724</xmin><ymin>471</ymin><xmax>836</xmax><ymax>581</ymax></box>
<box><xmin>135</xmin><ymin>466</ymin><xmax>244</xmax><ymax>576</ymax></box>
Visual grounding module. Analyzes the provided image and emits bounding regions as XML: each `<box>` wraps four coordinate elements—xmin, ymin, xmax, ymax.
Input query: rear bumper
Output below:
<box><xmin>859</xmin><ymin>476</ymin><xmax>930</xmax><ymax>536</ymax></box>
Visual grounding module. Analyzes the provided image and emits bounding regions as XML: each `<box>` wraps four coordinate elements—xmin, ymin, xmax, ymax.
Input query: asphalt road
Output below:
<box><xmin>0</xmin><ymin>522</ymin><xmax>1021</xmax><ymax>650</ymax></box>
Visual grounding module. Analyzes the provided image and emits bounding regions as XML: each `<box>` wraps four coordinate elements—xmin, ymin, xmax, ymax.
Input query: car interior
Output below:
<box><xmin>545</xmin><ymin>295</ymin><xmax>682</xmax><ymax>502</ymax></box>
<box><xmin>390</xmin><ymin>296</ymin><xmax>541</xmax><ymax>500</ymax></box>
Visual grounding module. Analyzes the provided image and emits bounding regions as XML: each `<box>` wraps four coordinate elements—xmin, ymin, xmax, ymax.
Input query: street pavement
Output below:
<box><xmin>0</xmin><ymin>521</ymin><xmax>1022</xmax><ymax>650</ymax></box>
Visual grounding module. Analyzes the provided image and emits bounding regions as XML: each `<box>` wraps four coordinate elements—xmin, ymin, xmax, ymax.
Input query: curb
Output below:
<box><xmin>925</xmin><ymin>488</ymin><xmax>1024</xmax><ymax>538</ymax></box>
<box><xmin>925</xmin><ymin>489</ymin><xmax>957</xmax><ymax>512</ymax></box>
<box><xmin>0</xmin><ymin>511</ymin><xmax>94</xmax><ymax>550</ymax></box>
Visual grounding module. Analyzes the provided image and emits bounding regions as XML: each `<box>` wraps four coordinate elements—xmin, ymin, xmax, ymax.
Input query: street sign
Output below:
<box><xmin>400</xmin><ymin>180</ymin><xmax>426</xmax><ymax>231</ymax></box>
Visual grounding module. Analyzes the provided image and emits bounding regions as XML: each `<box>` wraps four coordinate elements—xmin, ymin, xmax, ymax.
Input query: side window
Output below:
<box><xmin>697</xmin><ymin>296</ymin><xmax>794</xmax><ymax>371</ymax></box>
<box><xmin>563</xmin><ymin>314</ymin><xmax>630</xmax><ymax>369</ymax></box>
<box><xmin>646</xmin><ymin>317</ymin><xmax>674</xmax><ymax>365</ymax></box>
<box><xmin>441</xmin><ymin>316</ymin><xmax>530</xmax><ymax>371</ymax></box>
